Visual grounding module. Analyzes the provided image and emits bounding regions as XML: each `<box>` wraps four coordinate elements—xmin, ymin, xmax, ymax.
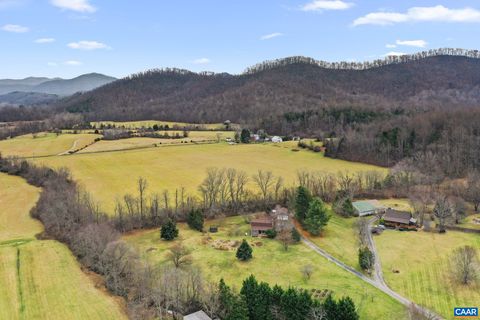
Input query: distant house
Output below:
<box><xmin>251</xmin><ymin>134</ymin><xmax>261</xmax><ymax>142</ymax></box>
<box><xmin>251</xmin><ymin>216</ymin><xmax>274</xmax><ymax>237</ymax></box>
<box><xmin>383</xmin><ymin>209</ymin><xmax>417</xmax><ymax>230</ymax></box>
<box><xmin>271</xmin><ymin>136</ymin><xmax>283</xmax><ymax>143</ymax></box>
<box><xmin>184</xmin><ymin>310</ymin><xmax>212</xmax><ymax>320</ymax></box>
<box><xmin>352</xmin><ymin>200</ymin><xmax>386</xmax><ymax>217</ymax></box>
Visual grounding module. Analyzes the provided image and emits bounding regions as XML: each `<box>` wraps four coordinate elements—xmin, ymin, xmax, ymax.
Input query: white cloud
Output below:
<box><xmin>2</xmin><ymin>24</ymin><xmax>29</xmax><ymax>33</ymax></box>
<box><xmin>384</xmin><ymin>51</ymin><xmax>407</xmax><ymax>57</ymax></box>
<box><xmin>68</xmin><ymin>40</ymin><xmax>110</xmax><ymax>50</ymax></box>
<box><xmin>260</xmin><ymin>32</ymin><xmax>283</xmax><ymax>40</ymax></box>
<box><xmin>35</xmin><ymin>38</ymin><xmax>56</xmax><ymax>44</ymax></box>
<box><xmin>50</xmin><ymin>0</ymin><xmax>96</xmax><ymax>13</ymax></box>
<box><xmin>192</xmin><ymin>58</ymin><xmax>210</xmax><ymax>64</ymax></box>
<box><xmin>354</xmin><ymin>5</ymin><xmax>480</xmax><ymax>26</ymax></box>
<box><xmin>396</xmin><ymin>39</ymin><xmax>427</xmax><ymax>48</ymax></box>
<box><xmin>64</xmin><ymin>60</ymin><xmax>82</xmax><ymax>66</ymax></box>
<box><xmin>386</xmin><ymin>44</ymin><xmax>397</xmax><ymax>48</ymax></box>
<box><xmin>301</xmin><ymin>0</ymin><xmax>353</xmax><ymax>12</ymax></box>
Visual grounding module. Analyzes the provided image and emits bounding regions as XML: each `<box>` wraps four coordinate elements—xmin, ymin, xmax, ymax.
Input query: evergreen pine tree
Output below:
<box><xmin>358</xmin><ymin>246</ymin><xmax>375</xmax><ymax>271</ymax></box>
<box><xmin>336</xmin><ymin>297</ymin><xmax>359</xmax><ymax>320</ymax></box>
<box><xmin>291</xmin><ymin>227</ymin><xmax>301</xmax><ymax>242</ymax></box>
<box><xmin>187</xmin><ymin>208</ymin><xmax>204</xmax><ymax>231</ymax></box>
<box><xmin>323</xmin><ymin>294</ymin><xmax>338</xmax><ymax>320</ymax></box>
<box><xmin>236</xmin><ymin>239</ymin><xmax>253</xmax><ymax>261</ymax></box>
<box><xmin>160</xmin><ymin>219</ymin><xmax>178</xmax><ymax>240</ymax></box>
<box><xmin>295</xmin><ymin>186</ymin><xmax>312</xmax><ymax>224</ymax></box>
<box><xmin>218</xmin><ymin>279</ymin><xmax>249</xmax><ymax>320</ymax></box>
<box><xmin>342</xmin><ymin>198</ymin><xmax>355</xmax><ymax>217</ymax></box>
<box><xmin>240</xmin><ymin>129</ymin><xmax>251</xmax><ymax>143</ymax></box>
<box><xmin>305</xmin><ymin>198</ymin><xmax>330</xmax><ymax>236</ymax></box>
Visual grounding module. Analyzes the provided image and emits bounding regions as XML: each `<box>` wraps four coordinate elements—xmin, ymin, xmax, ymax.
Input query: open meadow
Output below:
<box><xmin>0</xmin><ymin>132</ymin><xmax>100</xmax><ymax>158</ymax></box>
<box><xmin>33</xmin><ymin>142</ymin><xmax>385</xmax><ymax>213</ymax></box>
<box><xmin>375</xmin><ymin>229</ymin><xmax>480</xmax><ymax>319</ymax></box>
<box><xmin>0</xmin><ymin>173</ymin><xmax>127</xmax><ymax>320</ymax></box>
<box><xmin>125</xmin><ymin>215</ymin><xmax>408</xmax><ymax>320</ymax></box>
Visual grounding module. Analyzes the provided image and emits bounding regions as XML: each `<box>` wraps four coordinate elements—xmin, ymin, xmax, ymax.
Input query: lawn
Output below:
<box><xmin>33</xmin><ymin>143</ymin><xmax>385</xmax><ymax>213</ymax></box>
<box><xmin>0</xmin><ymin>173</ymin><xmax>127</xmax><ymax>320</ymax></box>
<box><xmin>125</xmin><ymin>216</ymin><xmax>407</xmax><ymax>320</ymax></box>
<box><xmin>375</xmin><ymin>229</ymin><xmax>480</xmax><ymax>319</ymax></box>
<box><xmin>0</xmin><ymin>132</ymin><xmax>100</xmax><ymax>157</ymax></box>
<box><xmin>306</xmin><ymin>210</ymin><xmax>360</xmax><ymax>271</ymax></box>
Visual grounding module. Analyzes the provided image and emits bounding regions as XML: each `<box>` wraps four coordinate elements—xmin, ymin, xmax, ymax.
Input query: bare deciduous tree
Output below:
<box><xmin>452</xmin><ymin>245</ymin><xmax>479</xmax><ymax>285</ymax></box>
<box><xmin>167</xmin><ymin>242</ymin><xmax>193</xmax><ymax>269</ymax></box>
<box><xmin>300</xmin><ymin>264</ymin><xmax>314</xmax><ymax>281</ymax></box>
<box><xmin>433</xmin><ymin>196</ymin><xmax>453</xmax><ymax>233</ymax></box>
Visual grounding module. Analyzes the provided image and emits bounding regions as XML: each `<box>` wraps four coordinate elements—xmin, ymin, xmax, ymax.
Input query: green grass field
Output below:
<box><xmin>125</xmin><ymin>216</ymin><xmax>407</xmax><ymax>319</ymax></box>
<box><xmin>0</xmin><ymin>173</ymin><xmax>127</xmax><ymax>320</ymax></box>
<box><xmin>375</xmin><ymin>230</ymin><xmax>480</xmax><ymax>319</ymax></box>
<box><xmin>0</xmin><ymin>132</ymin><xmax>100</xmax><ymax>158</ymax></box>
<box><xmin>33</xmin><ymin>143</ymin><xmax>385</xmax><ymax>213</ymax></box>
<box><xmin>306</xmin><ymin>212</ymin><xmax>360</xmax><ymax>271</ymax></box>
<box><xmin>78</xmin><ymin>131</ymin><xmax>235</xmax><ymax>153</ymax></box>
<box><xmin>0</xmin><ymin>174</ymin><xmax>42</xmax><ymax>242</ymax></box>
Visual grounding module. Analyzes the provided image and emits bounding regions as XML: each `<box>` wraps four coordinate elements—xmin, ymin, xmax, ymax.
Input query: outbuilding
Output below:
<box><xmin>271</xmin><ymin>136</ymin><xmax>283</xmax><ymax>143</ymax></box>
<box><xmin>184</xmin><ymin>310</ymin><xmax>212</xmax><ymax>320</ymax></box>
<box><xmin>383</xmin><ymin>209</ymin><xmax>417</xmax><ymax>230</ymax></box>
<box><xmin>352</xmin><ymin>200</ymin><xmax>386</xmax><ymax>217</ymax></box>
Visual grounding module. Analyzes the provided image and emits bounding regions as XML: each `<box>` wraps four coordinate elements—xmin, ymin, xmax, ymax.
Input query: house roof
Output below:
<box><xmin>251</xmin><ymin>217</ymin><xmax>273</xmax><ymax>230</ymax></box>
<box><xmin>352</xmin><ymin>201</ymin><xmax>377</xmax><ymax>213</ymax></box>
<box><xmin>184</xmin><ymin>311</ymin><xmax>212</xmax><ymax>320</ymax></box>
<box><xmin>383</xmin><ymin>209</ymin><xmax>412</xmax><ymax>225</ymax></box>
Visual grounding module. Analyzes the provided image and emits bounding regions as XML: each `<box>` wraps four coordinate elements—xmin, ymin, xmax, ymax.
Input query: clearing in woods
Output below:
<box><xmin>375</xmin><ymin>229</ymin><xmax>480</xmax><ymax>319</ymax></box>
<box><xmin>124</xmin><ymin>215</ymin><xmax>408</xmax><ymax>320</ymax></box>
<box><xmin>0</xmin><ymin>173</ymin><xmax>127</xmax><ymax>320</ymax></box>
<box><xmin>33</xmin><ymin>142</ymin><xmax>386</xmax><ymax>213</ymax></box>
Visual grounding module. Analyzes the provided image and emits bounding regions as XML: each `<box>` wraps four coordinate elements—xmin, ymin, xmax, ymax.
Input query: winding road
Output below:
<box><xmin>57</xmin><ymin>139</ymin><xmax>80</xmax><ymax>156</ymax></box>
<box><xmin>302</xmin><ymin>219</ymin><xmax>443</xmax><ymax>320</ymax></box>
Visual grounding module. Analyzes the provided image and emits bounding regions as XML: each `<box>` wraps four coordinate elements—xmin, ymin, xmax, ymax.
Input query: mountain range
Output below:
<box><xmin>0</xmin><ymin>73</ymin><xmax>116</xmax><ymax>101</ymax></box>
<box><xmin>57</xmin><ymin>54</ymin><xmax>480</xmax><ymax>125</ymax></box>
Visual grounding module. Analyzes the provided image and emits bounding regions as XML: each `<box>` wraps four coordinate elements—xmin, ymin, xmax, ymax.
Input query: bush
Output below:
<box><xmin>358</xmin><ymin>246</ymin><xmax>374</xmax><ymax>270</ymax></box>
<box><xmin>236</xmin><ymin>239</ymin><xmax>253</xmax><ymax>261</ymax></box>
<box><xmin>187</xmin><ymin>208</ymin><xmax>204</xmax><ymax>232</ymax></box>
<box><xmin>291</xmin><ymin>227</ymin><xmax>301</xmax><ymax>242</ymax></box>
<box><xmin>160</xmin><ymin>219</ymin><xmax>179</xmax><ymax>241</ymax></box>
<box><xmin>265</xmin><ymin>229</ymin><xmax>277</xmax><ymax>239</ymax></box>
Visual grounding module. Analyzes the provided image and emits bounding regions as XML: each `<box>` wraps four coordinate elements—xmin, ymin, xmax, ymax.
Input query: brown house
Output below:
<box><xmin>383</xmin><ymin>209</ymin><xmax>417</xmax><ymax>230</ymax></box>
<box><xmin>251</xmin><ymin>216</ymin><xmax>274</xmax><ymax>237</ymax></box>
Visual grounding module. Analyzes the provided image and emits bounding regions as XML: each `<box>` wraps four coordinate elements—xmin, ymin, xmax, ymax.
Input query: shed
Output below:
<box><xmin>352</xmin><ymin>200</ymin><xmax>386</xmax><ymax>217</ymax></box>
<box><xmin>184</xmin><ymin>311</ymin><xmax>212</xmax><ymax>320</ymax></box>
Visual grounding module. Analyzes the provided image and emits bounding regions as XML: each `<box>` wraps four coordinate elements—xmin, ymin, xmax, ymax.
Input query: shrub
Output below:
<box><xmin>187</xmin><ymin>208</ymin><xmax>204</xmax><ymax>232</ymax></box>
<box><xmin>160</xmin><ymin>219</ymin><xmax>179</xmax><ymax>241</ymax></box>
<box><xmin>265</xmin><ymin>229</ymin><xmax>277</xmax><ymax>239</ymax></box>
<box><xmin>358</xmin><ymin>246</ymin><xmax>374</xmax><ymax>270</ymax></box>
<box><xmin>291</xmin><ymin>227</ymin><xmax>301</xmax><ymax>242</ymax></box>
<box><xmin>236</xmin><ymin>239</ymin><xmax>253</xmax><ymax>261</ymax></box>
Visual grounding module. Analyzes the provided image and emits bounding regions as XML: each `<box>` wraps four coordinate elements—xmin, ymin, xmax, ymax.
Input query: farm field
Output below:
<box><xmin>33</xmin><ymin>143</ymin><xmax>386</xmax><ymax>213</ymax></box>
<box><xmin>125</xmin><ymin>215</ymin><xmax>408</xmax><ymax>320</ymax></box>
<box><xmin>375</xmin><ymin>229</ymin><xmax>480</xmax><ymax>319</ymax></box>
<box><xmin>0</xmin><ymin>173</ymin><xmax>127</xmax><ymax>320</ymax></box>
<box><xmin>91</xmin><ymin>120</ymin><xmax>231</xmax><ymax>130</ymax></box>
<box><xmin>0</xmin><ymin>132</ymin><xmax>100</xmax><ymax>157</ymax></box>
<box><xmin>458</xmin><ymin>213</ymin><xmax>480</xmax><ymax>230</ymax></box>
<box><xmin>78</xmin><ymin>131</ymin><xmax>235</xmax><ymax>153</ymax></box>
<box><xmin>0</xmin><ymin>174</ymin><xmax>41</xmax><ymax>242</ymax></box>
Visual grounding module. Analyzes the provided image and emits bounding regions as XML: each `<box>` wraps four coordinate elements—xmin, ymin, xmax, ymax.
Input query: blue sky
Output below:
<box><xmin>1</xmin><ymin>0</ymin><xmax>479</xmax><ymax>79</ymax></box>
